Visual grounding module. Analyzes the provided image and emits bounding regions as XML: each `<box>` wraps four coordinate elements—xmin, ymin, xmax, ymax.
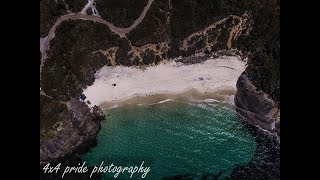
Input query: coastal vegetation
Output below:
<box><xmin>95</xmin><ymin>0</ymin><xmax>148</xmax><ymax>27</ymax></box>
<box><xmin>40</xmin><ymin>0</ymin><xmax>87</xmax><ymax>37</ymax></box>
<box><xmin>235</xmin><ymin>0</ymin><xmax>280</xmax><ymax>104</ymax></box>
<box><xmin>40</xmin><ymin>94</ymin><xmax>68</xmax><ymax>139</ymax></box>
<box><xmin>40</xmin><ymin>0</ymin><xmax>68</xmax><ymax>37</ymax></box>
<box><xmin>127</xmin><ymin>0</ymin><xmax>170</xmax><ymax>46</ymax></box>
<box><xmin>41</xmin><ymin>20</ymin><xmax>125</xmax><ymax>102</ymax></box>
<box><xmin>65</xmin><ymin>0</ymin><xmax>87</xmax><ymax>12</ymax></box>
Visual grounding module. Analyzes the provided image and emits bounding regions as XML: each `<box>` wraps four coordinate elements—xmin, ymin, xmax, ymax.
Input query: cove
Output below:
<box><xmin>81</xmin><ymin>100</ymin><xmax>256</xmax><ymax>179</ymax></box>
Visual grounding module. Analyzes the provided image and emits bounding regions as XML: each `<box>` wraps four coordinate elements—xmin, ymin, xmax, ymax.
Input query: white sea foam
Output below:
<box><xmin>204</xmin><ymin>99</ymin><xmax>220</xmax><ymax>103</ymax></box>
<box><xmin>157</xmin><ymin>99</ymin><xmax>174</xmax><ymax>104</ymax></box>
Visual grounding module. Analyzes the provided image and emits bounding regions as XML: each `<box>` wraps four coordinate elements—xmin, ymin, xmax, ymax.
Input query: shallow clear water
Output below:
<box><xmin>82</xmin><ymin>101</ymin><xmax>256</xmax><ymax>179</ymax></box>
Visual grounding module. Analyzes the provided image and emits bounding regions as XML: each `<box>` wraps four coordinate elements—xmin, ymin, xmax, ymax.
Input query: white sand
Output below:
<box><xmin>83</xmin><ymin>55</ymin><xmax>246</xmax><ymax>107</ymax></box>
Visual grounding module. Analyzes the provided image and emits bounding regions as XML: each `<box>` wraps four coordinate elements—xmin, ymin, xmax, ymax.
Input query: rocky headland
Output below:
<box><xmin>235</xmin><ymin>73</ymin><xmax>280</xmax><ymax>135</ymax></box>
<box><xmin>40</xmin><ymin>98</ymin><xmax>104</xmax><ymax>165</ymax></box>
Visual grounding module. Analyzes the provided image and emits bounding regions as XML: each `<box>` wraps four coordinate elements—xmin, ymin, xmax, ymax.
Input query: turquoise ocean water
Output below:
<box><xmin>82</xmin><ymin>100</ymin><xmax>256</xmax><ymax>179</ymax></box>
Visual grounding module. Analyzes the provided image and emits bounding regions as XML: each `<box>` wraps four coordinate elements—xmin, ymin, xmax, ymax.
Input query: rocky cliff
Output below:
<box><xmin>40</xmin><ymin>98</ymin><xmax>104</xmax><ymax>165</ymax></box>
<box><xmin>235</xmin><ymin>73</ymin><xmax>280</xmax><ymax>135</ymax></box>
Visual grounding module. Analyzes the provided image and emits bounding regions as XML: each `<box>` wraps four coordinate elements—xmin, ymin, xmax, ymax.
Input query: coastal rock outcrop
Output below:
<box><xmin>40</xmin><ymin>98</ymin><xmax>104</xmax><ymax>165</ymax></box>
<box><xmin>235</xmin><ymin>73</ymin><xmax>280</xmax><ymax>135</ymax></box>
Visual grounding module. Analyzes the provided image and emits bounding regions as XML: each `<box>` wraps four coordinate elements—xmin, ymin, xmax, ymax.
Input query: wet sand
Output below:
<box><xmin>98</xmin><ymin>87</ymin><xmax>236</xmax><ymax>110</ymax></box>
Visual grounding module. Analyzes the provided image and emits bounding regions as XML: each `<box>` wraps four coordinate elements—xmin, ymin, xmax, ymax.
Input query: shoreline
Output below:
<box><xmin>83</xmin><ymin>55</ymin><xmax>246</xmax><ymax>109</ymax></box>
<box><xmin>98</xmin><ymin>87</ymin><xmax>237</xmax><ymax>110</ymax></box>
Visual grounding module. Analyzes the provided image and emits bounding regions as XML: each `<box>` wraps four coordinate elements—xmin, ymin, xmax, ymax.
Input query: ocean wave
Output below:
<box><xmin>102</xmin><ymin>104</ymin><xmax>120</xmax><ymax>111</ymax></box>
<box><xmin>134</xmin><ymin>99</ymin><xmax>175</xmax><ymax>107</ymax></box>
<box><xmin>157</xmin><ymin>99</ymin><xmax>174</xmax><ymax>104</ymax></box>
<box><xmin>204</xmin><ymin>99</ymin><xmax>220</xmax><ymax>103</ymax></box>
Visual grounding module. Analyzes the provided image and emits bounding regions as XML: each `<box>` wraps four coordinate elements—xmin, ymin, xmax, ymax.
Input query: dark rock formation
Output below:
<box><xmin>162</xmin><ymin>170</ymin><xmax>227</xmax><ymax>180</ymax></box>
<box><xmin>235</xmin><ymin>73</ymin><xmax>280</xmax><ymax>135</ymax></box>
<box><xmin>40</xmin><ymin>98</ymin><xmax>104</xmax><ymax>165</ymax></box>
<box><xmin>229</xmin><ymin>125</ymin><xmax>280</xmax><ymax>180</ymax></box>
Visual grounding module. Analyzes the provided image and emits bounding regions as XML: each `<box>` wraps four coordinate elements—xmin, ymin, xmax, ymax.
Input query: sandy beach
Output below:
<box><xmin>82</xmin><ymin>55</ymin><xmax>246</xmax><ymax>108</ymax></box>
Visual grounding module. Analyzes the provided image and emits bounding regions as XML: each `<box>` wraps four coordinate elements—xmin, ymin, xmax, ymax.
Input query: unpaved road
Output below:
<box><xmin>40</xmin><ymin>0</ymin><xmax>155</xmax><ymax>75</ymax></box>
